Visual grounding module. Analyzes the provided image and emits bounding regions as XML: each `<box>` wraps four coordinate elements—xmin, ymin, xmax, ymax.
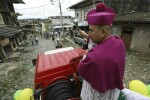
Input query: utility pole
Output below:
<box><xmin>50</xmin><ymin>0</ymin><xmax>64</xmax><ymax>39</ymax></box>
<box><xmin>58</xmin><ymin>0</ymin><xmax>64</xmax><ymax>39</ymax></box>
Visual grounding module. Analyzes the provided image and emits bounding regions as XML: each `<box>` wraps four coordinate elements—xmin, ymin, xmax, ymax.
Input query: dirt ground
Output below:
<box><xmin>0</xmin><ymin>34</ymin><xmax>150</xmax><ymax>100</ymax></box>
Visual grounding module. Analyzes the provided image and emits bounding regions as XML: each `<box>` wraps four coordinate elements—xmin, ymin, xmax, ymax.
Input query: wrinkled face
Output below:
<box><xmin>88</xmin><ymin>25</ymin><xmax>106</xmax><ymax>44</ymax></box>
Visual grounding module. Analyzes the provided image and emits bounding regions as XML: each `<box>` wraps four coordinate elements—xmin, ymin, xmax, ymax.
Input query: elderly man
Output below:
<box><xmin>78</xmin><ymin>3</ymin><xmax>126</xmax><ymax>100</ymax></box>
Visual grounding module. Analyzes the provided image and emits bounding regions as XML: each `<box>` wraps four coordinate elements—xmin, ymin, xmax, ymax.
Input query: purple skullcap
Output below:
<box><xmin>87</xmin><ymin>3</ymin><xmax>116</xmax><ymax>26</ymax></box>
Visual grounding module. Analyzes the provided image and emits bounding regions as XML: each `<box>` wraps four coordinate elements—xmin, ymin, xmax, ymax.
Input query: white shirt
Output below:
<box><xmin>81</xmin><ymin>80</ymin><xmax>120</xmax><ymax>100</ymax></box>
<box><xmin>35</xmin><ymin>37</ymin><xmax>38</xmax><ymax>40</ymax></box>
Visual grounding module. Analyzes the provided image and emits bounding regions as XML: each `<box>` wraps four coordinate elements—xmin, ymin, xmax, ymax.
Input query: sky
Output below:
<box><xmin>13</xmin><ymin>0</ymin><xmax>82</xmax><ymax>19</ymax></box>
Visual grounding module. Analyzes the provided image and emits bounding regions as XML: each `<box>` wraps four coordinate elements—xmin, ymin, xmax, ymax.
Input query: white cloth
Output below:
<box><xmin>81</xmin><ymin>80</ymin><xmax>120</xmax><ymax>100</ymax></box>
<box><xmin>121</xmin><ymin>88</ymin><xmax>150</xmax><ymax>100</ymax></box>
<box><xmin>88</xmin><ymin>38</ymin><xmax>96</xmax><ymax>50</ymax></box>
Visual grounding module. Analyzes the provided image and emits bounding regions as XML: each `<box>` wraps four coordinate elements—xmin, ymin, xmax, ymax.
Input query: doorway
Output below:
<box><xmin>121</xmin><ymin>27</ymin><xmax>134</xmax><ymax>51</ymax></box>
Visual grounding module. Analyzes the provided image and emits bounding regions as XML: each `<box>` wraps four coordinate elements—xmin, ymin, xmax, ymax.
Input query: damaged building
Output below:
<box><xmin>0</xmin><ymin>0</ymin><xmax>25</xmax><ymax>61</ymax></box>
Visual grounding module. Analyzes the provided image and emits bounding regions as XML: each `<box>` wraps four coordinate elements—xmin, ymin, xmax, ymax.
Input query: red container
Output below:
<box><xmin>34</xmin><ymin>47</ymin><xmax>86</xmax><ymax>90</ymax></box>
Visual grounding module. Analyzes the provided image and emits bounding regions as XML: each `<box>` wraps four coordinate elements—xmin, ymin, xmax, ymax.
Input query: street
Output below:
<box><xmin>0</xmin><ymin>33</ymin><xmax>79</xmax><ymax>100</ymax></box>
<box><xmin>0</xmin><ymin>33</ymin><xmax>150</xmax><ymax>100</ymax></box>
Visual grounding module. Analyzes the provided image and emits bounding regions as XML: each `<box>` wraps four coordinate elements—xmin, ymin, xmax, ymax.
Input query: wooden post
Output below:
<box><xmin>14</xmin><ymin>39</ymin><xmax>18</xmax><ymax>47</ymax></box>
<box><xmin>15</xmin><ymin>37</ymin><xmax>19</xmax><ymax>45</ymax></box>
<box><xmin>0</xmin><ymin>47</ymin><xmax>6</xmax><ymax>60</ymax></box>
<box><xmin>10</xmin><ymin>42</ymin><xmax>15</xmax><ymax>51</ymax></box>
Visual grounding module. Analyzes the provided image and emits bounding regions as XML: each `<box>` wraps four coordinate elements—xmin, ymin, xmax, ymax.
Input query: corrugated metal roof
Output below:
<box><xmin>114</xmin><ymin>12</ymin><xmax>150</xmax><ymax>23</ymax></box>
<box><xmin>0</xmin><ymin>26</ymin><xmax>20</xmax><ymax>37</ymax></box>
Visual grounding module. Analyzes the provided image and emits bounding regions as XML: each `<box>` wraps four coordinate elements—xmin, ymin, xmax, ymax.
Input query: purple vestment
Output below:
<box><xmin>78</xmin><ymin>35</ymin><xmax>126</xmax><ymax>93</ymax></box>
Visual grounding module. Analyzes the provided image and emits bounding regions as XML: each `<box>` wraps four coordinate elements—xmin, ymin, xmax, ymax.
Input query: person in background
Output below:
<box><xmin>58</xmin><ymin>31</ymin><xmax>61</xmax><ymax>37</ymax></box>
<box><xmin>52</xmin><ymin>33</ymin><xmax>55</xmax><ymax>41</ymax></box>
<box><xmin>30</xmin><ymin>36</ymin><xmax>34</xmax><ymax>46</ymax></box>
<box><xmin>55</xmin><ymin>39</ymin><xmax>62</xmax><ymax>48</ymax></box>
<box><xmin>77</xmin><ymin>3</ymin><xmax>126</xmax><ymax>100</ymax></box>
<box><xmin>35</xmin><ymin>36</ymin><xmax>38</xmax><ymax>45</ymax></box>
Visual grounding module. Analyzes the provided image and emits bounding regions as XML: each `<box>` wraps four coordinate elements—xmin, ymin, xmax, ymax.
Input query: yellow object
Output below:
<box><xmin>15</xmin><ymin>97</ymin><xmax>19</xmax><ymax>100</ymax></box>
<box><xmin>129</xmin><ymin>80</ymin><xmax>148</xmax><ymax>96</ymax></box>
<box><xmin>13</xmin><ymin>90</ymin><xmax>22</xmax><ymax>100</ymax></box>
<box><xmin>147</xmin><ymin>85</ymin><xmax>150</xmax><ymax>95</ymax></box>
<box><xmin>19</xmin><ymin>88</ymin><xmax>34</xmax><ymax>100</ymax></box>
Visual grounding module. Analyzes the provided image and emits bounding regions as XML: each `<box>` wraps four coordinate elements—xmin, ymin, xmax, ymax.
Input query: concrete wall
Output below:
<box><xmin>41</xmin><ymin>22</ymin><xmax>46</xmax><ymax>32</ymax></box>
<box><xmin>112</xmin><ymin>24</ymin><xmax>122</xmax><ymax>36</ymax></box>
<box><xmin>112</xmin><ymin>23</ymin><xmax>150</xmax><ymax>52</ymax></box>
<box><xmin>0</xmin><ymin>14</ymin><xmax>4</xmax><ymax>24</ymax></box>
<box><xmin>75</xmin><ymin>9</ymin><xmax>82</xmax><ymax>21</ymax></box>
<box><xmin>0</xmin><ymin>38</ymin><xmax>10</xmax><ymax>47</ymax></box>
<box><xmin>75</xmin><ymin>5</ymin><xmax>93</xmax><ymax>21</ymax></box>
<box><xmin>131</xmin><ymin>24</ymin><xmax>150</xmax><ymax>52</ymax></box>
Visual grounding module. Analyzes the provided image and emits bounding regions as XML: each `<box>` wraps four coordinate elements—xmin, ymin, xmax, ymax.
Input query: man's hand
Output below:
<box><xmin>79</xmin><ymin>30</ymin><xmax>88</xmax><ymax>39</ymax></box>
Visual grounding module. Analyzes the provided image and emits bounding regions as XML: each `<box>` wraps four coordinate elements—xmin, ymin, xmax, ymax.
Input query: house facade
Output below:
<box><xmin>113</xmin><ymin>12</ymin><xmax>150</xmax><ymax>52</ymax></box>
<box><xmin>69</xmin><ymin>0</ymin><xmax>150</xmax><ymax>52</ymax></box>
<box><xmin>69</xmin><ymin>0</ymin><xmax>103</xmax><ymax>22</ymax></box>
<box><xmin>49</xmin><ymin>16</ymin><xmax>73</xmax><ymax>26</ymax></box>
<box><xmin>48</xmin><ymin>16</ymin><xmax>74</xmax><ymax>31</ymax></box>
<box><xmin>0</xmin><ymin>0</ymin><xmax>25</xmax><ymax>61</ymax></box>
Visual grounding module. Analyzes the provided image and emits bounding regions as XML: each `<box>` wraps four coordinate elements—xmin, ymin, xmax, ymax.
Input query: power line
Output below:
<box><xmin>15</xmin><ymin>3</ymin><xmax>59</xmax><ymax>10</ymax></box>
<box><xmin>16</xmin><ymin>0</ymin><xmax>75</xmax><ymax>17</ymax></box>
<box><xmin>17</xmin><ymin>10</ymin><xmax>72</xmax><ymax>15</ymax></box>
<box><xmin>16</xmin><ymin>0</ymin><xmax>66</xmax><ymax>10</ymax></box>
<box><xmin>15</xmin><ymin>3</ymin><xmax>50</xmax><ymax>10</ymax></box>
<box><xmin>61</xmin><ymin>0</ymin><xmax>65</xmax><ymax>4</ymax></box>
